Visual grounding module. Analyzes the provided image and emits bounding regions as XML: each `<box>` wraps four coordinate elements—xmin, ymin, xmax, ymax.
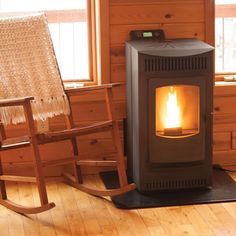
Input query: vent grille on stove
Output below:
<box><xmin>144</xmin><ymin>178</ymin><xmax>207</xmax><ymax>191</ymax></box>
<box><xmin>144</xmin><ymin>55</ymin><xmax>207</xmax><ymax>73</ymax></box>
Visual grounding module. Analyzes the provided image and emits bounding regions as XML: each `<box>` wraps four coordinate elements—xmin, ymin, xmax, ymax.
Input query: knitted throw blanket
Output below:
<box><xmin>0</xmin><ymin>13</ymin><xmax>70</xmax><ymax>125</ymax></box>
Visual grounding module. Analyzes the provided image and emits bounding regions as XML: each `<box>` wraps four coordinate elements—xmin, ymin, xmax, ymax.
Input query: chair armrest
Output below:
<box><xmin>65</xmin><ymin>83</ymin><xmax>121</xmax><ymax>96</ymax></box>
<box><xmin>0</xmin><ymin>96</ymin><xmax>34</xmax><ymax>107</ymax></box>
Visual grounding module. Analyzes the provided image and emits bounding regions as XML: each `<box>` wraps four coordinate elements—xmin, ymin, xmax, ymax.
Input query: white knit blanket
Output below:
<box><xmin>0</xmin><ymin>13</ymin><xmax>70</xmax><ymax>125</ymax></box>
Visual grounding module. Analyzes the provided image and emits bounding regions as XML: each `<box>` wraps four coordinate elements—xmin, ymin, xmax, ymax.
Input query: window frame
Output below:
<box><xmin>215</xmin><ymin>2</ymin><xmax>236</xmax><ymax>81</ymax></box>
<box><xmin>0</xmin><ymin>0</ymin><xmax>99</xmax><ymax>85</ymax></box>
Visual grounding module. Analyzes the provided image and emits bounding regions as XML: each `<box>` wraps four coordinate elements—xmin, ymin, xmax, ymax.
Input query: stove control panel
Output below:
<box><xmin>130</xmin><ymin>29</ymin><xmax>165</xmax><ymax>41</ymax></box>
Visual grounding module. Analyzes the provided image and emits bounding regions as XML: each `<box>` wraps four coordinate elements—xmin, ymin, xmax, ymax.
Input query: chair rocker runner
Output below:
<box><xmin>0</xmin><ymin>13</ymin><xmax>135</xmax><ymax>214</ymax></box>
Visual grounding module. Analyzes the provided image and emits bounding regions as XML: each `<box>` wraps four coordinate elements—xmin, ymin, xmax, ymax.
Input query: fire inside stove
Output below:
<box><xmin>156</xmin><ymin>85</ymin><xmax>199</xmax><ymax>137</ymax></box>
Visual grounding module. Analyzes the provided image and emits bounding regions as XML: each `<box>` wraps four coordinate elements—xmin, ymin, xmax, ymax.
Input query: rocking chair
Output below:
<box><xmin>0</xmin><ymin>13</ymin><xmax>135</xmax><ymax>214</ymax></box>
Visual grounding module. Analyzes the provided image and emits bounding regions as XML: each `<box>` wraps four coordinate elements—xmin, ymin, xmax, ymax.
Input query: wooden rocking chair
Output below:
<box><xmin>0</xmin><ymin>13</ymin><xmax>135</xmax><ymax>214</ymax></box>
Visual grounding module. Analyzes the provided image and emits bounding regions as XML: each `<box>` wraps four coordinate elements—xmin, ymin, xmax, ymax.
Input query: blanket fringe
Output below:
<box><xmin>0</xmin><ymin>96</ymin><xmax>70</xmax><ymax>125</ymax></box>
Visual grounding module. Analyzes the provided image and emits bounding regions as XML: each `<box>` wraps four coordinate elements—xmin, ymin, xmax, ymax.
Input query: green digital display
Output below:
<box><xmin>143</xmin><ymin>32</ymin><xmax>153</xmax><ymax>38</ymax></box>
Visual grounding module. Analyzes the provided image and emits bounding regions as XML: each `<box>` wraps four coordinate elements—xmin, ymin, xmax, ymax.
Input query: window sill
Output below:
<box><xmin>64</xmin><ymin>82</ymin><xmax>85</xmax><ymax>89</ymax></box>
<box><xmin>63</xmin><ymin>81</ymin><xmax>97</xmax><ymax>91</ymax></box>
<box><xmin>215</xmin><ymin>81</ymin><xmax>236</xmax><ymax>87</ymax></box>
<box><xmin>215</xmin><ymin>73</ymin><xmax>236</xmax><ymax>82</ymax></box>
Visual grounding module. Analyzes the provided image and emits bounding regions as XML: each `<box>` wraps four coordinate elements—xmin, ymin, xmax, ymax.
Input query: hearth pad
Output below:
<box><xmin>100</xmin><ymin>168</ymin><xmax>236</xmax><ymax>209</ymax></box>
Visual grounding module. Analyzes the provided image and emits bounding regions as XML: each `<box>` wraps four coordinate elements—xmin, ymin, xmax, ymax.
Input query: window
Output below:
<box><xmin>215</xmin><ymin>0</ymin><xmax>236</xmax><ymax>74</ymax></box>
<box><xmin>0</xmin><ymin>0</ymin><xmax>95</xmax><ymax>82</ymax></box>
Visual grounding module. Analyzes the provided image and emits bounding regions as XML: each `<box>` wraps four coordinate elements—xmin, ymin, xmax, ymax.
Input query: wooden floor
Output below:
<box><xmin>1</xmin><ymin>173</ymin><xmax>236</xmax><ymax>236</ymax></box>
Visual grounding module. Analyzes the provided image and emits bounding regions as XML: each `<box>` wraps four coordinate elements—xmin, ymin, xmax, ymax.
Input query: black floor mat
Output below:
<box><xmin>100</xmin><ymin>169</ymin><xmax>236</xmax><ymax>209</ymax></box>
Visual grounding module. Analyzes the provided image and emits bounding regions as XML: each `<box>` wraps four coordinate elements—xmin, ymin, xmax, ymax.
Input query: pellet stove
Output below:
<box><xmin>126</xmin><ymin>30</ymin><xmax>214</xmax><ymax>192</ymax></box>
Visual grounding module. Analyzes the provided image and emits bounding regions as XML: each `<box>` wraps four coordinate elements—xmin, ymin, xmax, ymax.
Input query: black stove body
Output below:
<box><xmin>126</xmin><ymin>36</ymin><xmax>214</xmax><ymax>192</ymax></box>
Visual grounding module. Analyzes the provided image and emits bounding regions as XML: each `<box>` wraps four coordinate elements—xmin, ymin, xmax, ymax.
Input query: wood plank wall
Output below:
<box><xmin>4</xmin><ymin>0</ymin><xmax>232</xmax><ymax>176</ymax></box>
<box><xmin>213</xmin><ymin>84</ymin><xmax>236</xmax><ymax>165</ymax></box>
<box><xmin>110</xmin><ymin>0</ymin><xmax>210</xmax><ymax>84</ymax></box>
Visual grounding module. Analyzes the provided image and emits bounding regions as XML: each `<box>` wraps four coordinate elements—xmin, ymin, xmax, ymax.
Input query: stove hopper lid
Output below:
<box><xmin>126</xmin><ymin>38</ymin><xmax>214</xmax><ymax>57</ymax></box>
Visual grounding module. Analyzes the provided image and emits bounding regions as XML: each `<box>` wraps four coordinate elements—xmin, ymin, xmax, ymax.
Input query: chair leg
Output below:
<box><xmin>111</xmin><ymin>121</ymin><xmax>128</xmax><ymax>187</ymax></box>
<box><xmin>0</xmin><ymin>181</ymin><xmax>7</xmax><ymax>200</ymax></box>
<box><xmin>23</xmin><ymin>101</ymin><xmax>55</xmax><ymax>209</ymax></box>
<box><xmin>70</xmin><ymin>137</ymin><xmax>83</xmax><ymax>184</ymax></box>
<box><xmin>0</xmin><ymin>154</ymin><xmax>7</xmax><ymax>200</ymax></box>
<box><xmin>30</xmin><ymin>140</ymin><xmax>50</xmax><ymax>206</ymax></box>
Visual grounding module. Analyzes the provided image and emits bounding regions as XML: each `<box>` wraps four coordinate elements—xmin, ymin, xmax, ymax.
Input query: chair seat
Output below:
<box><xmin>37</xmin><ymin>120</ymin><xmax>113</xmax><ymax>143</ymax></box>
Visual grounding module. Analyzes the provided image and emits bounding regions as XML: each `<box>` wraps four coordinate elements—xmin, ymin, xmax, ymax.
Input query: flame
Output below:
<box><xmin>165</xmin><ymin>87</ymin><xmax>181</xmax><ymax>128</ymax></box>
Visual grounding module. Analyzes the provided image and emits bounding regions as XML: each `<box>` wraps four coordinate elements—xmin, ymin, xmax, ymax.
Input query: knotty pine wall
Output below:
<box><xmin>213</xmin><ymin>84</ymin><xmax>236</xmax><ymax>165</ymax></box>
<box><xmin>5</xmin><ymin>0</ymin><xmax>232</xmax><ymax>177</ymax></box>
<box><xmin>109</xmin><ymin>0</ymin><xmax>214</xmax><ymax>84</ymax></box>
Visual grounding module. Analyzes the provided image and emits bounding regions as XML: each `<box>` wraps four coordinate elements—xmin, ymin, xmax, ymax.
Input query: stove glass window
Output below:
<box><xmin>155</xmin><ymin>85</ymin><xmax>199</xmax><ymax>138</ymax></box>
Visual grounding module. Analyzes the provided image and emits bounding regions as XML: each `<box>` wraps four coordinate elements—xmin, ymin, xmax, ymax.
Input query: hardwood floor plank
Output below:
<box><xmin>55</xmin><ymin>181</ymin><xmax>87</xmax><ymax>236</ymax></box>
<box><xmin>47</xmin><ymin>182</ymin><xmax>72</xmax><ymax>235</ymax></box>
<box><xmin>177</xmin><ymin>224</ymin><xmax>199</xmax><ymax>236</ymax></box>
<box><xmin>166</xmin><ymin>206</ymin><xmax>198</xmax><ymax>236</ymax></box>
<box><xmin>72</xmin><ymin>176</ymin><xmax>102</xmax><ymax>235</ymax></box>
<box><xmin>195</xmin><ymin>204</ymin><xmax>232</xmax><ymax>236</ymax></box>
<box><xmin>0</xmin><ymin>210</ymin><xmax>10</xmax><ymax>236</ymax></box>
<box><xmin>122</xmin><ymin>209</ymin><xmax>151</xmax><ymax>235</ymax></box>
<box><xmin>209</xmin><ymin>203</ymin><xmax>236</xmax><ymax>236</ymax></box>
<box><xmin>222</xmin><ymin>202</ymin><xmax>236</xmax><ymax>220</ymax></box>
<box><xmin>7</xmin><ymin>182</ymin><xmax>25</xmax><ymax>236</ymax></box>
<box><xmin>181</xmin><ymin>205</ymin><xmax>215</xmax><ymax>236</ymax></box>
<box><xmin>1</xmin><ymin>175</ymin><xmax>236</xmax><ymax>236</ymax></box>
<box><xmin>19</xmin><ymin>182</ymin><xmax>40</xmax><ymax>236</ymax></box>
<box><xmin>86</xmin><ymin>175</ymin><xmax>119</xmax><ymax>236</ymax></box>
<box><xmin>153</xmin><ymin>207</ymin><xmax>186</xmax><ymax>236</ymax></box>
<box><xmin>94</xmin><ymin>174</ymin><xmax>151</xmax><ymax>235</ymax></box>
<box><xmin>106</xmin><ymin>203</ymin><xmax>138</xmax><ymax>235</ymax></box>
<box><xmin>66</xmin><ymin>211</ymin><xmax>87</xmax><ymax>236</ymax></box>
<box><xmin>0</xmin><ymin>182</ymin><xmax>10</xmax><ymax>236</ymax></box>
<box><xmin>167</xmin><ymin>206</ymin><xmax>191</xmax><ymax>225</ymax></box>
<box><xmin>31</xmin><ymin>182</ymin><xmax>57</xmax><ymax>236</ymax></box>
<box><xmin>138</xmin><ymin>208</ymin><xmax>167</xmax><ymax>236</ymax></box>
